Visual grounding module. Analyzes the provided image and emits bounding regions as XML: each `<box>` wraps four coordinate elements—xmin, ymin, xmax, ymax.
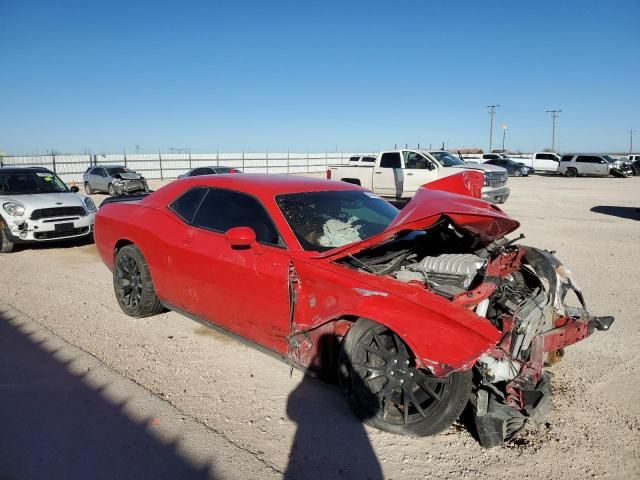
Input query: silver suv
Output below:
<box><xmin>83</xmin><ymin>165</ymin><xmax>149</xmax><ymax>196</ymax></box>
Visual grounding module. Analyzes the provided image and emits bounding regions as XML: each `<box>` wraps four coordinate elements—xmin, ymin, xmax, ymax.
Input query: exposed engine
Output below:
<box><xmin>340</xmin><ymin>218</ymin><xmax>613</xmax><ymax>447</ymax></box>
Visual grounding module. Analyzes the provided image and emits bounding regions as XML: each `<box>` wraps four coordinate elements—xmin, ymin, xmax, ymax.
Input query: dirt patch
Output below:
<box><xmin>0</xmin><ymin>175</ymin><xmax>639</xmax><ymax>479</ymax></box>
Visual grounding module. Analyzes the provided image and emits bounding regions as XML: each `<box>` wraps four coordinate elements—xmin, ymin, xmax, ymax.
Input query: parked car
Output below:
<box><xmin>83</xmin><ymin>165</ymin><xmax>149</xmax><ymax>196</ymax></box>
<box><xmin>477</xmin><ymin>153</ymin><xmax>557</xmax><ymax>173</ymax></box>
<box><xmin>95</xmin><ymin>172</ymin><xmax>612</xmax><ymax>448</ymax></box>
<box><xmin>482</xmin><ymin>158</ymin><xmax>530</xmax><ymax>176</ymax></box>
<box><xmin>517</xmin><ymin>163</ymin><xmax>536</xmax><ymax>175</ymax></box>
<box><xmin>177</xmin><ymin>166</ymin><xmax>242</xmax><ymax>179</ymax></box>
<box><xmin>0</xmin><ymin>167</ymin><xmax>96</xmax><ymax>252</ymax></box>
<box><xmin>558</xmin><ymin>154</ymin><xmax>630</xmax><ymax>177</ymax></box>
<box><xmin>327</xmin><ymin>150</ymin><xmax>510</xmax><ymax>204</ymax></box>
<box><xmin>628</xmin><ymin>155</ymin><xmax>640</xmax><ymax>175</ymax></box>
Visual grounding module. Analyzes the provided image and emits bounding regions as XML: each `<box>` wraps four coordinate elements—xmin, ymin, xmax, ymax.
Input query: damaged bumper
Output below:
<box><xmin>468</xmin><ymin>247</ymin><xmax>614</xmax><ymax>447</ymax></box>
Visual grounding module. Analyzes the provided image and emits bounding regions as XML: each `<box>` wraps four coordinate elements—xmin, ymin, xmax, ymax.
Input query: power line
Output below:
<box><xmin>486</xmin><ymin>105</ymin><xmax>500</xmax><ymax>152</ymax></box>
<box><xmin>546</xmin><ymin>109</ymin><xmax>562</xmax><ymax>152</ymax></box>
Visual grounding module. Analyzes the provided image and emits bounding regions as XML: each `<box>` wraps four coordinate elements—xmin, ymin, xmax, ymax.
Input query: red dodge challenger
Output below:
<box><xmin>95</xmin><ymin>171</ymin><xmax>612</xmax><ymax>447</ymax></box>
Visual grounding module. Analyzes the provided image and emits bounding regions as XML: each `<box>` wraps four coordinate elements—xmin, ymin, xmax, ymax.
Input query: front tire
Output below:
<box><xmin>108</xmin><ymin>183</ymin><xmax>117</xmax><ymax>196</ymax></box>
<box><xmin>0</xmin><ymin>227</ymin><xmax>15</xmax><ymax>253</ymax></box>
<box><xmin>339</xmin><ymin>318</ymin><xmax>472</xmax><ymax>437</ymax></box>
<box><xmin>513</xmin><ymin>169</ymin><xmax>523</xmax><ymax>177</ymax></box>
<box><xmin>113</xmin><ymin>245</ymin><xmax>164</xmax><ymax>317</ymax></box>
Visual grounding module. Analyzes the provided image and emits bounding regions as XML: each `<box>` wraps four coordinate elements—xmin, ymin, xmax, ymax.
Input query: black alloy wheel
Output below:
<box><xmin>113</xmin><ymin>245</ymin><xmax>164</xmax><ymax>317</ymax></box>
<box><xmin>339</xmin><ymin>319</ymin><xmax>472</xmax><ymax>436</ymax></box>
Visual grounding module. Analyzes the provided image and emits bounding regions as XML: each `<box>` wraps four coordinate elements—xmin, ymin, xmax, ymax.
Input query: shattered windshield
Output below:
<box><xmin>0</xmin><ymin>172</ymin><xmax>69</xmax><ymax>194</ymax></box>
<box><xmin>276</xmin><ymin>190</ymin><xmax>399</xmax><ymax>251</ymax></box>
<box><xmin>107</xmin><ymin>167</ymin><xmax>128</xmax><ymax>175</ymax></box>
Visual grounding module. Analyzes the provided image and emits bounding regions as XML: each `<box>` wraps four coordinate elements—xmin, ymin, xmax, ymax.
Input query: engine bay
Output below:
<box><xmin>338</xmin><ymin>216</ymin><xmax>612</xmax><ymax>447</ymax></box>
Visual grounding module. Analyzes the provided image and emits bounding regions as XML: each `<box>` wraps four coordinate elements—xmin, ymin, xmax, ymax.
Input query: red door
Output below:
<box><xmin>176</xmin><ymin>227</ymin><xmax>292</xmax><ymax>353</ymax></box>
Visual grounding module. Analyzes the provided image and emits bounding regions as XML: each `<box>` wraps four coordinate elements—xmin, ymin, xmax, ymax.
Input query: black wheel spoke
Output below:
<box><xmin>358</xmin><ymin>341</ymin><xmax>389</xmax><ymax>361</ymax></box>
<box><xmin>408</xmin><ymin>389</ymin><xmax>427</xmax><ymax>417</ymax></box>
<box><xmin>418</xmin><ymin>381</ymin><xmax>441</xmax><ymax>402</ymax></box>
<box><xmin>351</xmin><ymin>363</ymin><xmax>386</xmax><ymax>382</ymax></box>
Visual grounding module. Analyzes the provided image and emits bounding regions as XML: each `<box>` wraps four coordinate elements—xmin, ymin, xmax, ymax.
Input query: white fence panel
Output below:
<box><xmin>0</xmin><ymin>152</ymin><xmax>363</xmax><ymax>183</ymax></box>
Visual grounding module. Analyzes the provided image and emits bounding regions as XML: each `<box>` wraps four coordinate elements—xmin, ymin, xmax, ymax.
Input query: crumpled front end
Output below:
<box><xmin>353</xmin><ymin>224</ymin><xmax>614</xmax><ymax>447</ymax></box>
<box><xmin>467</xmin><ymin>246</ymin><xmax>614</xmax><ymax>447</ymax></box>
<box><xmin>111</xmin><ymin>173</ymin><xmax>148</xmax><ymax>195</ymax></box>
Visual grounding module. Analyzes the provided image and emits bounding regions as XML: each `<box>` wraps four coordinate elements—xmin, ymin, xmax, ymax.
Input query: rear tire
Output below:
<box><xmin>84</xmin><ymin>182</ymin><xmax>93</xmax><ymax>195</ymax></box>
<box><xmin>113</xmin><ymin>245</ymin><xmax>164</xmax><ymax>317</ymax></box>
<box><xmin>565</xmin><ymin>168</ymin><xmax>578</xmax><ymax>177</ymax></box>
<box><xmin>338</xmin><ymin>318</ymin><xmax>472</xmax><ymax>437</ymax></box>
<box><xmin>0</xmin><ymin>227</ymin><xmax>15</xmax><ymax>253</ymax></box>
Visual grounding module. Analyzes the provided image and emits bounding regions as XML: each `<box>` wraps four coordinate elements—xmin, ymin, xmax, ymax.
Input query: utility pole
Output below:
<box><xmin>486</xmin><ymin>105</ymin><xmax>500</xmax><ymax>152</ymax></box>
<box><xmin>546</xmin><ymin>110</ymin><xmax>562</xmax><ymax>152</ymax></box>
<box><xmin>501</xmin><ymin>124</ymin><xmax>508</xmax><ymax>151</ymax></box>
<box><xmin>628</xmin><ymin>129</ymin><xmax>635</xmax><ymax>154</ymax></box>
<box><xmin>135</xmin><ymin>144</ymin><xmax>140</xmax><ymax>154</ymax></box>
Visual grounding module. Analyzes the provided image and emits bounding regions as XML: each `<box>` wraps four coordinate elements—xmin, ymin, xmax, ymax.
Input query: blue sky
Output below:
<box><xmin>1</xmin><ymin>0</ymin><xmax>638</xmax><ymax>154</ymax></box>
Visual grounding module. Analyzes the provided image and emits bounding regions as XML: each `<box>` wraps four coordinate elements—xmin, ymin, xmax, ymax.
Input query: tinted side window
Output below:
<box><xmin>577</xmin><ymin>156</ymin><xmax>601</xmax><ymax>163</ymax></box>
<box><xmin>193</xmin><ymin>189</ymin><xmax>282</xmax><ymax>246</ymax></box>
<box><xmin>349</xmin><ymin>156</ymin><xmax>360</xmax><ymax>162</ymax></box>
<box><xmin>361</xmin><ymin>157</ymin><xmax>376</xmax><ymax>163</ymax></box>
<box><xmin>380</xmin><ymin>152</ymin><xmax>401</xmax><ymax>168</ymax></box>
<box><xmin>192</xmin><ymin>168</ymin><xmax>214</xmax><ymax>176</ymax></box>
<box><xmin>560</xmin><ymin>155</ymin><xmax>573</xmax><ymax>162</ymax></box>
<box><xmin>169</xmin><ymin>187</ymin><xmax>207</xmax><ymax>223</ymax></box>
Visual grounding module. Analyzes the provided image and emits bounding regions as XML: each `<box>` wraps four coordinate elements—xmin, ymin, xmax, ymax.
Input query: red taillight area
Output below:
<box><xmin>326</xmin><ymin>169</ymin><xmax>332</xmax><ymax>179</ymax></box>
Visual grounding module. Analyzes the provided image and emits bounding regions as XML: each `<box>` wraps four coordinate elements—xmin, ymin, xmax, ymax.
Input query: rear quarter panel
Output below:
<box><xmin>95</xmin><ymin>202</ymin><xmax>180</xmax><ymax>303</ymax></box>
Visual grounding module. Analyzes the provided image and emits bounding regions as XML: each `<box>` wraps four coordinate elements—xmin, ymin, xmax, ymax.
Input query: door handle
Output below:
<box><xmin>375</xmin><ymin>171</ymin><xmax>382</xmax><ymax>174</ymax></box>
<box><xmin>406</xmin><ymin>172</ymin><xmax>414</xmax><ymax>176</ymax></box>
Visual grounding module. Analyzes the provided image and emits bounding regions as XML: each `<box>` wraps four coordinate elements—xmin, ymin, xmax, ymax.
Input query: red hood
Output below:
<box><xmin>316</xmin><ymin>171</ymin><xmax>519</xmax><ymax>259</ymax></box>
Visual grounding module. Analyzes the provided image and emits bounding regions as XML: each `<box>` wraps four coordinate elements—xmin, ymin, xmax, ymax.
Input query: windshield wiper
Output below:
<box><xmin>347</xmin><ymin>254</ymin><xmax>377</xmax><ymax>274</ymax></box>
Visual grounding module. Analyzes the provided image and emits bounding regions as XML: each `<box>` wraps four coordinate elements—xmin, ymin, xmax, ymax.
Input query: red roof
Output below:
<box><xmin>143</xmin><ymin>174</ymin><xmax>362</xmax><ymax>208</ymax></box>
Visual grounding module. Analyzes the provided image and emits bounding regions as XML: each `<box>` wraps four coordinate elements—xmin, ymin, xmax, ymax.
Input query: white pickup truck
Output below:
<box><xmin>327</xmin><ymin>150</ymin><xmax>510</xmax><ymax>203</ymax></box>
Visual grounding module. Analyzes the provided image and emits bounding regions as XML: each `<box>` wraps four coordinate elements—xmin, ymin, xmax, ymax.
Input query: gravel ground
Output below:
<box><xmin>1</xmin><ymin>174</ymin><xmax>639</xmax><ymax>479</ymax></box>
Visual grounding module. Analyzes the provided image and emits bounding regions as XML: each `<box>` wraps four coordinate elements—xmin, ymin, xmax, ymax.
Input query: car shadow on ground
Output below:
<box><xmin>283</xmin><ymin>335</ymin><xmax>383</xmax><ymax>480</ymax></box>
<box><xmin>590</xmin><ymin>205</ymin><xmax>640</xmax><ymax>221</ymax></box>
<box><xmin>0</xmin><ymin>309</ymin><xmax>211</xmax><ymax>480</ymax></box>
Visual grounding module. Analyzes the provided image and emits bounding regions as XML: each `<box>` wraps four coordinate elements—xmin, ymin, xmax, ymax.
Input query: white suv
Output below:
<box><xmin>558</xmin><ymin>154</ymin><xmax>612</xmax><ymax>177</ymax></box>
<box><xmin>0</xmin><ymin>167</ymin><xmax>96</xmax><ymax>252</ymax></box>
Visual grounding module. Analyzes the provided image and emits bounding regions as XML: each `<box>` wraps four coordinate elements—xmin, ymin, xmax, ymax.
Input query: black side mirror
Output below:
<box><xmin>70</xmin><ymin>186</ymin><xmax>80</xmax><ymax>193</ymax></box>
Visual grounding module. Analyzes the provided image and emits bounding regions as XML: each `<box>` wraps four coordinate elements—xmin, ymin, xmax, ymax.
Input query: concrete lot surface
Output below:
<box><xmin>1</xmin><ymin>175</ymin><xmax>639</xmax><ymax>479</ymax></box>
